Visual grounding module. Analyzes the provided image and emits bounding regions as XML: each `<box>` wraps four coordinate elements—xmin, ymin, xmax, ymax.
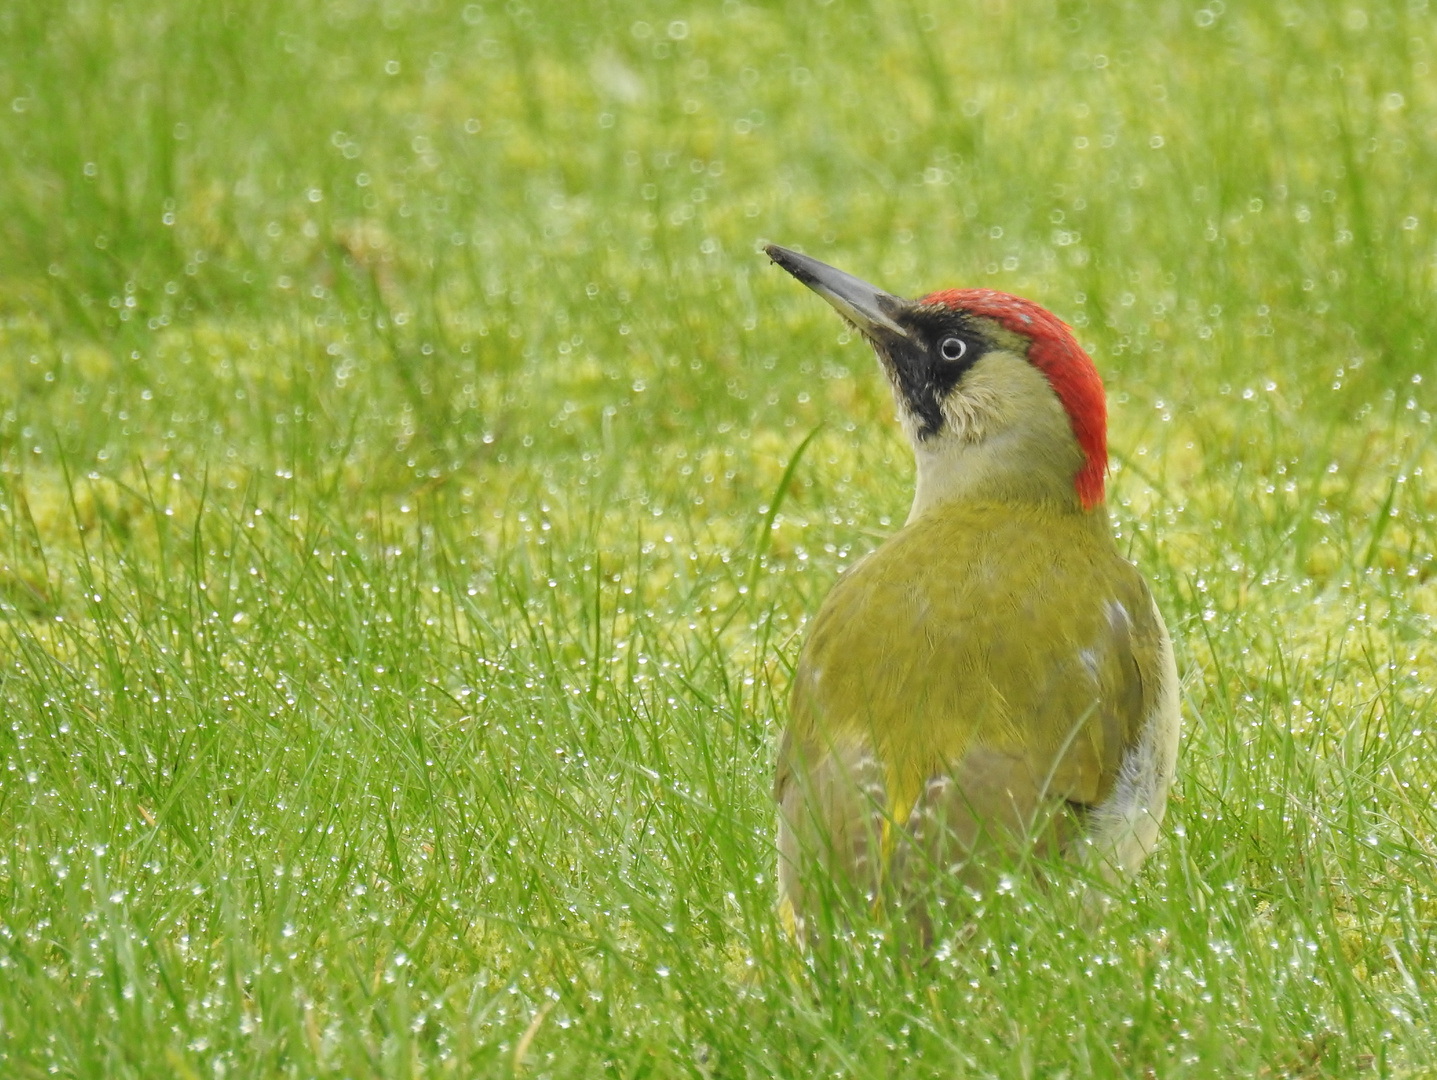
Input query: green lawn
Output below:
<box><xmin>3</xmin><ymin>1</ymin><xmax>1437</xmax><ymax>1075</ymax></box>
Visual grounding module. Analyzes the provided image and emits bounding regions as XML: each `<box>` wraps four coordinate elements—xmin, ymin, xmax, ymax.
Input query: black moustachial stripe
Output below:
<box><xmin>882</xmin><ymin>311</ymin><xmax>988</xmax><ymax>439</ymax></box>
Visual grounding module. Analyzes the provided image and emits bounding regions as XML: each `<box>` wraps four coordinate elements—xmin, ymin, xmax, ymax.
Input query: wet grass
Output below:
<box><xmin>3</xmin><ymin>0</ymin><xmax>1437</xmax><ymax>1076</ymax></box>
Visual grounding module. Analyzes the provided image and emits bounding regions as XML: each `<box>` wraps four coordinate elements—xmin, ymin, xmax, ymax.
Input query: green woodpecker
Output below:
<box><xmin>764</xmin><ymin>245</ymin><xmax>1180</xmax><ymax>941</ymax></box>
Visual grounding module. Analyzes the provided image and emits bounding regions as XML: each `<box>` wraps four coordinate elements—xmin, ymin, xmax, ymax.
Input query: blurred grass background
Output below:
<box><xmin>3</xmin><ymin>0</ymin><xmax>1437</xmax><ymax>1075</ymax></box>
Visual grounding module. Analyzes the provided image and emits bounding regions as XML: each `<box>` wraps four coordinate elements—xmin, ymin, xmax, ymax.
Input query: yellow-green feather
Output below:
<box><xmin>777</xmin><ymin>499</ymin><xmax>1159</xmax><ymax>863</ymax></box>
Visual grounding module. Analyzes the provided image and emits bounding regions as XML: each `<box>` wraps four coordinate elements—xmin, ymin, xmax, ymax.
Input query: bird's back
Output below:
<box><xmin>776</xmin><ymin>500</ymin><xmax>1173</xmax><ymax>935</ymax></box>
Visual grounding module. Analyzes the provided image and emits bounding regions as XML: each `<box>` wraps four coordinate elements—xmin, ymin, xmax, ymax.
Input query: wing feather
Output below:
<box><xmin>776</xmin><ymin>503</ymin><xmax>1165</xmax><ymax>931</ymax></box>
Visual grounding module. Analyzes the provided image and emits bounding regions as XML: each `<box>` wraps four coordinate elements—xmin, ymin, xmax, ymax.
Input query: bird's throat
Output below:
<box><xmin>906</xmin><ymin>432</ymin><xmax>1086</xmax><ymax>523</ymax></box>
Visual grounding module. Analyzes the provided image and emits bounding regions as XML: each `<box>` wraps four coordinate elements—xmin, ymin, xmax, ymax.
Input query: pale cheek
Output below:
<box><xmin>938</xmin><ymin>386</ymin><xmax>1009</xmax><ymax>445</ymax></box>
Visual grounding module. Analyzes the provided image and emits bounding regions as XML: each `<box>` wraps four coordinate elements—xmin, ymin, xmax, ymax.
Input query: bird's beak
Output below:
<box><xmin>764</xmin><ymin>245</ymin><xmax>911</xmax><ymax>341</ymax></box>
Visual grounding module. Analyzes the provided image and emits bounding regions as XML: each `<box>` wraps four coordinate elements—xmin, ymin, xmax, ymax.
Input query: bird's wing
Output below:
<box><xmin>780</xmin><ymin>505</ymin><xmax>1161</xmax><ymax>860</ymax></box>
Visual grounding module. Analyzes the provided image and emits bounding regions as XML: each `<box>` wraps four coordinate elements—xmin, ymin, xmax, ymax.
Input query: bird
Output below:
<box><xmin>763</xmin><ymin>244</ymin><xmax>1180</xmax><ymax>945</ymax></box>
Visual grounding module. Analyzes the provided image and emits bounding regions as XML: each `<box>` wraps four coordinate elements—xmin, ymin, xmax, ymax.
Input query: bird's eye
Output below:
<box><xmin>939</xmin><ymin>336</ymin><xmax>968</xmax><ymax>362</ymax></box>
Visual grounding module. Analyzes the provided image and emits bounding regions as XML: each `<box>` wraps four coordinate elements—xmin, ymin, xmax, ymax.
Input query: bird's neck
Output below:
<box><xmin>906</xmin><ymin>428</ymin><xmax>1093</xmax><ymax>525</ymax></box>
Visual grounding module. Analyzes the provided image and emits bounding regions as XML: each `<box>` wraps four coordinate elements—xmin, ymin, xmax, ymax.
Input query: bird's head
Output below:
<box><xmin>765</xmin><ymin>244</ymin><xmax>1107</xmax><ymax>521</ymax></box>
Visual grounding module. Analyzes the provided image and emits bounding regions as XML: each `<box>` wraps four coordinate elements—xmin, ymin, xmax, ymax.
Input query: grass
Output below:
<box><xmin>2</xmin><ymin>0</ymin><xmax>1437</xmax><ymax>1075</ymax></box>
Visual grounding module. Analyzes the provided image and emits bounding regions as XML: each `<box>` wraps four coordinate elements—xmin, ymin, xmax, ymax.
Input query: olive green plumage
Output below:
<box><xmin>761</xmin><ymin>244</ymin><xmax>1180</xmax><ymax>942</ymax></box>
<box><xmin>774</xmin><ymin>499</ymin><xmax>1166</xmax><ymax>925</ymax></box>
